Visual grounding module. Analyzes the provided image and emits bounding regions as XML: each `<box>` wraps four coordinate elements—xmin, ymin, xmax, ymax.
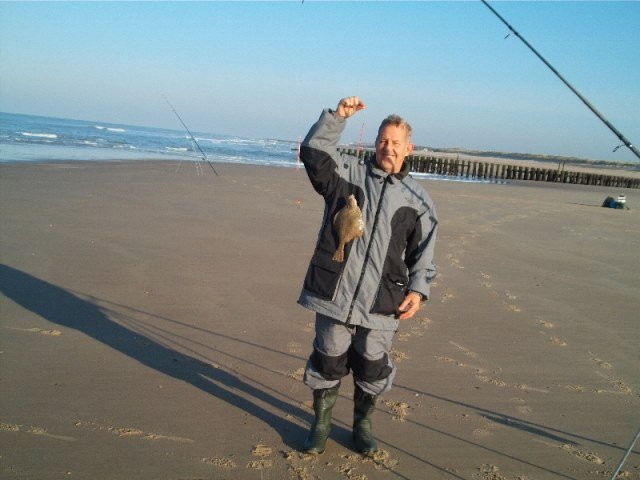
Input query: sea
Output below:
<box><xmin>0</xmin><ymin>111</ymin><xmax>301</xmax><ymax>168</ymax></box>
<box><xmin>0</xmin><ymin>111</ymin><xmax>484</xmax><ymax>182</ymax></box>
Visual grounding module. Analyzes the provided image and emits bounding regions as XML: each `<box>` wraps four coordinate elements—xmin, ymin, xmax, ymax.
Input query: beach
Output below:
<box><xmin>1</xmin><ymin>160</ymin><xmax>639</xmax><ymax>480</ymax></box>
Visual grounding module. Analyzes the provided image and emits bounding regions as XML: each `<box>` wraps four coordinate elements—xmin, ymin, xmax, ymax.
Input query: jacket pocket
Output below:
<box><xmin>303</xmin><ymin>252</ymin><xmax>343</xmax><ymax>301</ymax></box>
<box><xmin>370</xmin><ymin>274</ymin><xmax>407</xmax><ymax>315</ymax></box>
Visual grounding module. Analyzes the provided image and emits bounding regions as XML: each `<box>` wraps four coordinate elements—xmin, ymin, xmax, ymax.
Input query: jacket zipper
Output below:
<box><xmin>346</xmin><ymin>176</ymin><xmax>390</xmax><ymax>325</ymax></box>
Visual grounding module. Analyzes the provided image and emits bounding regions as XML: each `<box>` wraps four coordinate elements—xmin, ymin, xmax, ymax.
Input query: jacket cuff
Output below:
<box><xmin>409</xmin><ymin>290</ymin><xmax>425</xmax><ymax>302</ymax></box>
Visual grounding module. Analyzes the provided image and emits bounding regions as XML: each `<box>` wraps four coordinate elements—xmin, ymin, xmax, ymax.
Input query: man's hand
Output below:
<box><xmin>336</xmin><ymin>97</ymin><xmax>366</xmax><ymax>119</ymax></box>
<box><xmin>397</xmin><ymin>291</ymin><xmax>422</xmax><ymax>320</ymax></box>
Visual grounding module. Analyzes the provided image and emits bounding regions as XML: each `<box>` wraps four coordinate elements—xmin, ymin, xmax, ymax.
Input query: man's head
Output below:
<box><xmin>375</xmin><ymin>115</ymin><xmax>414</xmax><ymax>174</ymax></box>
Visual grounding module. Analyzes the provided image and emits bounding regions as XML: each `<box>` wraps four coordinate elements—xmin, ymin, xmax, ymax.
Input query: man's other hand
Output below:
<box><xmin>397</xmin><ymin>291</ymin><xmax>422</xmax><ymax>320</ymax></box>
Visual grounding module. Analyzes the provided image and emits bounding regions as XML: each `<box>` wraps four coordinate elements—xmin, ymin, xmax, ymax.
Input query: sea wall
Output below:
<box><xmin>339</xmin><ymin>149</ymin><xmax>640</xmax><ymax>189</ymax></box>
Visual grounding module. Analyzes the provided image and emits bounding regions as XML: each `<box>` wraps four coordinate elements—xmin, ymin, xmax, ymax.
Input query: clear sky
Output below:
<box><xmin>1</xmin><ymin>1</ymin><xmax>638</xmax><ymax>162</ymax></box>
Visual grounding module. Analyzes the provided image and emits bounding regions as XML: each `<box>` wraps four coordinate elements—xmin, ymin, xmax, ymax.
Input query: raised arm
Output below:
<box><xmin>300</xmin><ymin>97</ymin><xmax>365</xmax><ymax>198</ymax></box>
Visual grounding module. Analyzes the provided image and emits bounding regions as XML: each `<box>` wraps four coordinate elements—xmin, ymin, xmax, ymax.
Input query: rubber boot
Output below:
<box><xmin>353</xmin><ymin>385</ymin><xmax>378</xmax><ymax>454</ymax></box>
<box><xmin>303</xmin><ymin>386</ymin><xmax>339</xmax><ymax>454</ymax></box>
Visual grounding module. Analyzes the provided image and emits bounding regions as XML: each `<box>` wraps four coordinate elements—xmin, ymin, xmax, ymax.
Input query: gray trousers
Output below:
<box><xmin>303</xmin><ymin>313</ymin><xmax>397</xmax><ymax>396</ymax></box>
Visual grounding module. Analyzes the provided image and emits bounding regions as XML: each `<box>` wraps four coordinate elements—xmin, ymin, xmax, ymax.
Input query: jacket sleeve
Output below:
<box><xmin>405</xmin><ymin>203</ymin><xmax>438</xmax><ymax>300</ymax></box>
<box><xmin>300</xmin><ymin>109</ymin><xmax>346</xmax><ymax>199</ymax></box>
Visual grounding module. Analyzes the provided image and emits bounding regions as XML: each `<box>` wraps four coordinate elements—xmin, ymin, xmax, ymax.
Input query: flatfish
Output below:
<box><xmin>332</xmin><ymin>195</ymin><xmax>364</xmax><ymax>262</ymax></box>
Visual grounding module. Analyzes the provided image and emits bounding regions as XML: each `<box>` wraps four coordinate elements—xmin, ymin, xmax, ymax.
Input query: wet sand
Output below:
<box><xmin>1</xmin><ymin>160</ymin><xmax>639</xmax><ymax>479</ymax></box>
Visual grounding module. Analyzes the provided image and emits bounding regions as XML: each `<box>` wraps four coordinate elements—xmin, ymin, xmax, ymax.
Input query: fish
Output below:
<box><xmin>332</xmin><ymin>194</ymin><xmax>364</xmax><ymax>262</ymax></box>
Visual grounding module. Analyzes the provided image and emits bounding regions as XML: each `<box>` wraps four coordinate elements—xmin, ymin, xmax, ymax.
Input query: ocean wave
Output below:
<box><xmin>166</xmin><ymin>147</ymin><xmax>189</xmax><ymax>152</ymax></box>
<box><xmin>20</xmin><ymin>132</ymin><xmax>58</xmax><ymax>139</ymax></box>
<box><xmin>195</xmin><ymin>137</ymin><xmax>224</xmax><ymax>144</ymax></box>
<box><xmin>94</xmin><ymin>125</ymin><xmax>125</xmax><ymax>133</ymax></box>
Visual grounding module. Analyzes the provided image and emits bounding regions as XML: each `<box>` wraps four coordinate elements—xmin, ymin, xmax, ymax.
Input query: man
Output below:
<box><xmin>298</xmin><ymin>96</ymin><xmax>438</xmax><ymax>455</ymax></box>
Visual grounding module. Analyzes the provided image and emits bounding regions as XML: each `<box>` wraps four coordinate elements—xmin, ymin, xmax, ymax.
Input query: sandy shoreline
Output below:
<box><xmin>1</xmin><ymin>160</ymin><xmax>639</xmax><ymax>479</ymax></box>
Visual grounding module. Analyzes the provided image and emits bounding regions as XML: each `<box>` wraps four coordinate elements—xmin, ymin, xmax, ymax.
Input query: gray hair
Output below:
<box><xmin>377</xmin><ymin>114</ymin><xmax>413</xmax><ymax>142</ymax></box>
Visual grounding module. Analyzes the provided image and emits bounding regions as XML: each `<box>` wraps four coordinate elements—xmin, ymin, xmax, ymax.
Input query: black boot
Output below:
<box><xmin>303</xmin><ymin>386</ymin><xmax>339</xmax><ymax>454</ymax></box>
<box><xmin>353</xmin><ymin>385</ymin><xmax>378</xmax><ymax>454</ymax></box>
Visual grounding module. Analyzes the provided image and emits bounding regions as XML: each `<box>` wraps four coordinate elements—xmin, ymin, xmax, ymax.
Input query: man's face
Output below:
<box><xmin>375</xmin><ymin>125</ymin><xmax>414</xmax><ymax>174</ymax></box>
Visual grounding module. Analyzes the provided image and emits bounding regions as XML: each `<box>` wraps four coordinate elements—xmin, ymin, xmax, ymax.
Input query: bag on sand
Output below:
<box><xmin>602</xmin><ymin>195</ymin><xmax>628</xmax><ymax>209</ymax></box>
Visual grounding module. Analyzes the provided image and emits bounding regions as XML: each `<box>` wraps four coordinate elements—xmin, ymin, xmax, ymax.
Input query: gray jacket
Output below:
<box><xmin>298</xmin><ymin>109</ymin><xmax>438</xmax><ymax>331</ymax></box>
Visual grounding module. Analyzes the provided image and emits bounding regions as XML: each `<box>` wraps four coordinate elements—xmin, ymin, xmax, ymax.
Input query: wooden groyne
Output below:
<box><xmin>339</xmin><ymin>149</ymin><xmax>640</xmax><ymax>189</ymax></box>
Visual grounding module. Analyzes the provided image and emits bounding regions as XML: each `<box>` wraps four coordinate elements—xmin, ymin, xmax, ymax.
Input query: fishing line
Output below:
<box><xmin>481</xmin><ymin>0</ymin><xmax>640</xmax><ymax>161</ymax></box>
<box><xmin>162</xmin><ymin>94</ymin><xmax>220</xmax><ymax>176</ymax></box>
<box><xmin>610</xmin><ymin>427</ymin><xmax>640</xmax><ymax>480</ymax></box>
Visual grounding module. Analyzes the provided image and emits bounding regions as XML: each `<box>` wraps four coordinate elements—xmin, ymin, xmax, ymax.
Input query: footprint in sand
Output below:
<box><xmin>389</xmin><ymin>348</ymin><xmax>407</xmax><ymax>363</ymax></box>
<box><xmin>415</xmin><ymin>316</ymin><xmax>432</xmax><ymax>329</ymax></box>
<box><xmin>383</xmin><ymin>400</ymin><xmax>410</xmax><ymax>422</ymax></box>
<box><xmin>476</xmin><ymin>374</ymin><xmax>508</xmax><ymax>388</ymax></box>
<box><xmin>549</xmin><ymin>337</ymin><xmax>567</xmax><ymax>347</ymax></box>
<box><xmin>566</xmin><ymin>385</ymin><xmax>587</xmax><ymax>392</ymax></box>
<box><xmin>202</xmin><ymin>457</ymin><xmax>237</xmax><ymax>469</ymax></box>
<box><xmin>440</xmin><ymin>291</ymin><xmax>454</xmax><ymax>303</ymax></box>
<box><xmin>247</xmin><ymin>443</ymin><xmax>274</xmax><ymax>470</ymax></box>
<box><xmin>589</xmin><ymin>354</ymin><xmax>612</xmax><ymax>369</ymax></box>
<box><xmin>287</xmin><ymin>341</ymin><xmax>302</xmax><ymax>354</ymax></box>
<box><xmin>560</xmin><ymin>444</ymin><xmax>604</xmax><ymax>465</ymax></box>
<box><xmin>74</xmin><ymin>420</ymin><xmax>193</xmax><ymax>443</ymax></box>
<box><xmin>612</xmin><ymin>380</ymin><xmax>632</xmax><ymax>393</ymax></box>
<box><xmin>510</xmin><ymin>397</ymin><xmax>533</xmax><ymax>415</ymax></box>
<box><xmin>537</xmin><ymin>319</ymin><xmax>554</xmax><ymax>329</ymax></box>
<box><xmin>516</xmin><ymin>405</ymin><xmax>533</xmax><ymax>415</ymax></box>
<box><xmin>5</xmin><ymin>326</ymin><xmax>62</xmax><ymax>336</ymax></box>
<box><xmin>287</xmin><ymin>367</ymin><xmax>304</xmax><ymax>381</ymax></box>
<box><xmin>479</xmin><ymin>274</ymin><xmax>493</xmax><ymax>288</ymax></box>
<box><xmin>251</xmin><ymin>443</ymin><xmax>273</xmax><ymax>457</ymax></box>
<box><xmin>2</xmin><ymin>423</ymin><xmax>76</xmax><ymax>442</ymax></box>
<box><xmin>246</xmin><ymin>459</ymin><xmax>273</xmax><ymax>469</ymax></box>
<box><xmin>472</xmin><ymin>428</ymin><xmax>495</xmax><ymax>440</ymax></box>
<box><xmin>335</xmin><ymin>451</ymin><xmax>398</xmax><ymax>477</ymax></box>
<box><xmin>410</xmin><ymin>326</ymin><xmax>424</xmax><ymax>337</ymax></box>
<box><xmin>364</xmin><ymin>449</ymin><xmax>399</xmax><ymax>471</ymax></box>
<box><xmin>283</xmin><ymin>450</ymin><xmax>317</xmax><ymax>479</ymax></box>
<box><xmin>506</xmin><ymin>304</ymin><xmax>521</xmax><ymax>313</ymax></box>
<box><xmin>434</xmin><ymin>355</ymin><xmax>467</xmax><ymax>368</ymax></box>
<box><xmin>445</xmin><ymin>253</ymin><xmax>464</xmax><ymax>270</ymax></box>
<box><xmin>397</xmin><ymin>332</ymin><xmax>411</xmax><ymax>342</ymax></box>
<box><xmin>473</xmin><ymin>464</ymin><xmax>508</xmax><ymax>480</ymax></box>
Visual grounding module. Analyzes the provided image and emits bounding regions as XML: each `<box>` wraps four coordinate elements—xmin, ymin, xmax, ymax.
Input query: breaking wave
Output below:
<box><xmin>20</xmin><ymin>132</ymin><xmax>58</xmax><ymax>139</ymax></box>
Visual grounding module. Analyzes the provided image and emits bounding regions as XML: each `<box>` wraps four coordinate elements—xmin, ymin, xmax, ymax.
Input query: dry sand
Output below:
<box><xmin>1</xmin><ymin>160</ymin><xmax>639</xmax><ymax>480</ymax></box>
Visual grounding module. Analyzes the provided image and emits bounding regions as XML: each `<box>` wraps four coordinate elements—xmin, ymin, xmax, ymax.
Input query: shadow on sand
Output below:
<box><xmin>0</xmin><ymin>263</ymin><xmax>324</xmax><ymax>451</ymax></box>
<box><xmin>4</xmin><ymin>264</ymin><xmax>588</xmax><ymax>479</ymax></box>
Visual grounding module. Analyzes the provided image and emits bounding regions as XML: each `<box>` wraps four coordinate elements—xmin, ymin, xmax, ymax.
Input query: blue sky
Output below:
<box><xmin>1</xmin><ymin>1</ymin><xmax>638</xmax><ymax>162</ymax></box>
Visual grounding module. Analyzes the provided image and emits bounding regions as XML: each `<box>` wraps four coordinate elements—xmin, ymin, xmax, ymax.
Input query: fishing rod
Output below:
<box><xmin>162</xmin><ymin>94</ymin><xmax>219</xmax><ymax>176</ymax></box>
<box><xmin>481</xmin><ymin>0</ymin><xmax>640</xmax><ymax>161</ymax></box>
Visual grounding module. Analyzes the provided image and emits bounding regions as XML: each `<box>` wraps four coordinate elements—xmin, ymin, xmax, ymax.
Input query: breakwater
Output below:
<box><xmin>339</xmin><ymin>149</ymin><xmax>639</xmax><ymax>189</ymax></box>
